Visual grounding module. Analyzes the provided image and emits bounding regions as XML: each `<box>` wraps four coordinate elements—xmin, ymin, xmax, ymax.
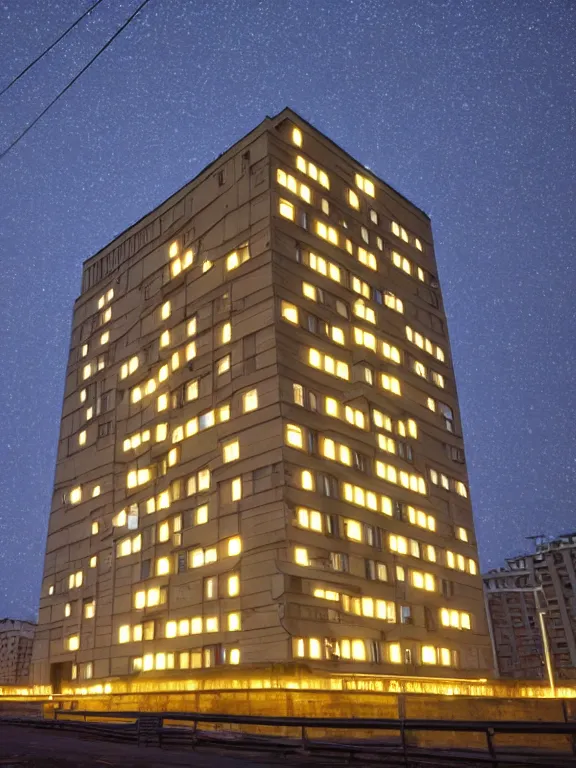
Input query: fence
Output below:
<box><xmin>1</xmin><ymin>708</ymin><xmax>576</xmax><ymax>766</ymax></box>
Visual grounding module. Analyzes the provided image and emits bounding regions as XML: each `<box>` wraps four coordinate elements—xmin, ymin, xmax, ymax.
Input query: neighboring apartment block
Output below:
<box><xmin>31</xmin><ymin>108</ymin><xmax>492</xmax><ymax>690</ymax></box>
<box><xmin>0</xmin><ymin>619</ymin><xmax>35</xmax><ymax>685</ymax></box>
<box><xmin>484</xmin><ymin>534</ymin><xmax>576</xmax><ymax>681</ymax></box>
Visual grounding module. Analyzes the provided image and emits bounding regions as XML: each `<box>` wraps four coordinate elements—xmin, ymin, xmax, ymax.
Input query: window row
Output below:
<box><xmin>293</xmin><ymin>637</ymin><xmax>457</xmax><ymax>667</ymax></box>
<box><xmin>295</xmin><ymin>506</ymin><xmax>437</xmax><ymax>563</ymax></box>
<box><xmin>132</xmin><ymin>644</ymin><xmax>239</xmax><ymax>672</ymax></box>
<box><xmin>295</xmin><ymin>246</ymin><xmax>404</xmax><ymax>317</ymax></box>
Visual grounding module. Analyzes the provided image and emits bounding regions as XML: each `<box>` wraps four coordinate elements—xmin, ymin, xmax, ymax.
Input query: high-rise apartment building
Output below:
<box><xmin>0</xmin><ymin>619</ymin><xmax>35</xmax><ymax>685</ymax></box>
<box><xmin>484</xmin><ymin>534</ymin><xmax>576</xmax><ymax>681</ymax></box>
<box><xmin>31</xmin><ymin>108</ymin><xmax>492</xmax><ymax>690</ymax></box>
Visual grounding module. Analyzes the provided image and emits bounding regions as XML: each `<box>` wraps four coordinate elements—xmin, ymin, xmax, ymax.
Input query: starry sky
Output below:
<box><xmin>0</xmin><ymin>0</ymin><xmax>574</xmax><ymax>619</ymax></box>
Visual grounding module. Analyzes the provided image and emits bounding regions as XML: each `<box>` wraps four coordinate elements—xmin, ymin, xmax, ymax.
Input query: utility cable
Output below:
<box><xmin>0</xmin><ymin>0</ymin><xmax>107</xmax><ymax>98</ymax></box>
<box><xmin>0</xmin><ymin>0</ymin><xmax>153</xmax><ymax>161</ymax></box>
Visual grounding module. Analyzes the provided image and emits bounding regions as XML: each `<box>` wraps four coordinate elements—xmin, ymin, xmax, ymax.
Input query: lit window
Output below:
<box><xmin>231</xmin><ymin>477</ymin><xmax>242</xmax><ymax>501</ymax></box>
<box><xmin>228</xmin><ymin>536</ymin><xmax>242</xmax><ymax>556</ymax></box>
<box><xmin>281</xmin><ymin>301</ymin><xmax>299</xmax><ymax>324</ymax></box>
<box><xmin>161</xmin><ymin>301</ymin><xmax>171</xmax><ymax>320</ymax></box>
<box><xmin>279</xmin><ymin>198</ymin><xmax>295</xmax><ymax>220</ymax></box>
<box><xmin>296</xmin><ymin>155</ymin><xmax>330</xmax><ymax>188</ymax></box>
<box><xmin>228</xmin><ymin>612</ymin><xmax>241</xmax><ymax>632</ymax></box>
<box><xmin>456</xmin><ymin>526</ymin><xmax>468</xmax><ymax>542</ymax></box>
<box><xmin>67</xmin><ymin>635</ymin><xmax>80</xmax><ymax>652</ymax></box>
<box><xmin>157</xmin><ymin>393</ymin><xmax>169</xmax><ymax>412</ymax></box>
<box><xmin>292</xmin><ymin>126</ymin><xmax>302</xmax><ymax>146</ymax></box>
<box><xmin>358</xmin><ymin>247</ymin><xmax>377</xmax><ymax>270</ymax></box>
<box><xmin>228</xmin><ymin>574</ymin><xmax>240</xmax><ymax>597</ymax></box>
<box><xmin>69</xmin><ymin>486</ymin><xmax>82</xmax><ymax>504</ymax></box>
<box><xmin>217</xmin><ymin>355</ymin><xmax>231</xmax><ymax>375</ymax></box>
<box><xmin>315</xmin><ymin>220</ymin><xmax>339</xmax><ymax>245</ymax></box>
<box><xmin>118</xmin><ymin>625</ymin><xmax>131</xmax><ymax>644</ymax></box>
<box><xmin>295</xmin><ymin>547</ymin><xmax>310</xmax><ymax>566</ymax></box>
<box><xmin>285</xmin><ymin>424</ymin><xmax>304</xmax><ymax>449</ymax></box>
<box><xmin>355</xmin><ymin>173</ymin><xmax>375</xmax><ymax>197</ymax></box>
<box><xmin>156</xmin><ymin>557</ymin><xmax>170</xmax><ymax>576</ymax></box>
<box><xmin>242</xmin><ymin>389</ymin><xmax>258</xmax><ymax>412</ymax></box>
<box><xmin>225</xmin><ymin>243</ymin><xmax>250</xmax><ymax>271</ymax></box>
<box><xmin>78</xmin><ymin>430</ymin><xmax>87</xmax><ymax>447</ymax></box>
<box><xmin>186</xmin><ymin>379</ymin><xmax>199</xmax><ymax>402</ymax></box>
<box><xmin>223</xmin><ymin>439</ymin><xmax>240</xmax><ymax>463</ymax></box>
<box><xmin>347</xmin><ymin>189</ymin><xmax>360</xmax><ymax>209</ymax></box>
<box><xmin>380</xmin><ymin>373</ymin><xmax>401</xmax><ymax>396</ymax></box>
<box><xmin>345</xmin><ymin>519</ymin><xmax>362</xmax><ymax>542</ymax></box>
<box><xmin>421</xmin><ymin>645</ymin><xmax>436</xmax><ymax>664</ymax></box>
<box><xmin>297</xmin><ymin>507</ymin><xmax>323</xmax><ymax>532</ymax></box>
<box><xmin>301</xmin><ymin>470</ymin><xmax>315</xmax><ymax>491</ymax></box>
<box><xmin>89</xmin><ymin>555</ymin><xmax>97</xmax><ymax>568</ymax></box>
<box><xmin>220</xmin><ymin>322</ymin><xmax>232</xmax><ymax>345</ymax></box>
<box><xmin>186</xmin><ymin>341</ymin><xmax>197</xmax><ymax>361</ymax></box>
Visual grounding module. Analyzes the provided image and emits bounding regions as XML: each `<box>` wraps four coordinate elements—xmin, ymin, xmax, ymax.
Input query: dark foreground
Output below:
<box><xmin>0</xmin><ymin>725</ymin><xmax>282</xmax><ymax>767</ymax></box>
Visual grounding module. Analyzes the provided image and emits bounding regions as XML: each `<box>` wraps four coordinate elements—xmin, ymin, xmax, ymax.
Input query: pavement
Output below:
<box><xmin>0</xmin><ymin>724</ymin><xmax>287</xmax><ymax>767</ymax></box>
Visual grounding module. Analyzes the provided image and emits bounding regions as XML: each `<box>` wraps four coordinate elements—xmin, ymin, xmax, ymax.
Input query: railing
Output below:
<box><xmin>1</xmin><ymin>709</ymin><xmax>576</xmax><ymax>766</ymax></box>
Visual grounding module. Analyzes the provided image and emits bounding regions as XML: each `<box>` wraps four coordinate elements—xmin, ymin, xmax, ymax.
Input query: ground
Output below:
<box><xmin>0</xmin><ymin>725</ymin><xmax>290</xmax><ymax>767</ymax></box>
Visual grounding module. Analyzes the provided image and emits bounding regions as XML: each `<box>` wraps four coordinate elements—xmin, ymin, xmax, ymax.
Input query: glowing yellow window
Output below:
<box><xmin>292</xmin><ymin>127</ymin><xmax>302</xmax><ymax>147</ymax></box>
<box><xmin>195</xmin><ymin>504</ymin><xmax>208</xmax><ymax>525</ymax></box>
<box><xmin>157</xmin><ymin>393</ymin><xmax>169</xmax><ymax>412</ymax></box>
<box><xmin>156</xmin><ymin>557</ymin><xmax>170</xmax><ymax>576</ymax></box>
<box><xmin>381</xmin><ymin>374</ymin><xmax>401</xmax><ymax>396</ymax></box>
<box><xmin>228</xmin><ymin>612</ymin><xmax>241</xmax><ymax>632</ymax></box>
<box><xmin>456</xmin><ymin>526</ymin><xmax>468</xmax><ymax>542</ymax></box>
<box><xmin>390</xmin><ymin>534</ymin><xmax>407</xmax><ymax>554</ymax></box>
<box><xmin>295</xmin><ymin>547</ymin><xmax>309</xmax><ymax>566</ymax></box>
<box><xmin>389</xmin><ymin>643</ymin><xmax>402</xmax><ymax>664</ymax></box>
<box><xmin>118</xmin><ymin>625</ymin><xmax>131</xmax><ymax>644</ymax></box>
<box><xmin>222</xmin><ymin>439</ymin><xmax>239</xmax><ymax>463</ymax></box>
<box><xmin>242</xmin><ymin>389</ymin><xmax>258</xmax><ymax>413</ymax></box>
<box><xmin>318</xmin><ymin>170</ymin><xmax>329</xmax><ymax>188</ymax></box>
<box><xmin>227</xmin><ymin>536</ymin><xmax>242</xmax><ymax>557</ymax></box>
<box><xmin>348</xmin><ymin>189</ymin><xmax>360</xmax><ymax>209</ymax></box>
<box><xmin>302</xmin><ymin>282</ymin><xmax>317</xmax><ymax>301</ymax></box>
<box><xmin>351</xmin><ymin>639</ymin><xmax>366</xmax><ymax>660</ymax></box>
<box><xmin>161</xmin><ymin>301</ymin><xmax>171</xmax><ymax>321</ymax></box>
<box><xmin>285</xmin><ymin>424</ymin><xmax>303</xmax><ymax>449</ymax></box>
<box><xmin>358</xmin><ymin>247</ymin><xmax>377</xmax><ymax>270</ymax></box>
<box><xmin>279</xmin><ymin>198</ymin><xmax>294</xmax><ymax>220</ymax></box>
<box><xmin>281</xmin><ymin>301</ymin><xmax>299</xmax><ymax>324</ymax></box>
<box><xmin>231</xmin><ymin>477</ymin><xmax>242</xmax><ymax>501</ymax></box>
<box><xmin>228</xmin><ymin>574</ymin><xmax>240</xmax><ymax>597</ymax></box>
<box><xmin>165</xmin><ymin>620</ymin><xmax>177</xmax><ymax>639</ymax></box>
<box><xmin>301</xmin><ymin>470</ymin><xmax>314</xmax><ymax>491</ymax></box>
<box><xmin>421</xmin><ymin>645</ymin><xmax>436</xmax><ymax>664</ymax></box>
<box><xmin>308</xmin><ymin>348</ymin><xmax>321</xmax><ymax>369</ymax></box>
<box><xmin>220</xmin><ymin>322</ymin><xmax>232</xmax><ymax>344</ymax></box>
<box><xmin>468</xmin><ymin>559</ymin><xmax>478</xmax><ymax>575</ymax></box>
<box><xmin>69</xmin><ymin>486</ymin><xmax>82</xmax><ymax>505</ymax></box>
<box><xmin>345</xmin><ymin>519</ymin><xmax>362</xmax><ymax>542</ymax></box>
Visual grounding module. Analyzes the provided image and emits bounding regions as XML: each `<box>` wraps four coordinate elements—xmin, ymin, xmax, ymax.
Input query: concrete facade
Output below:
<box><xmin>0</xmin><ymin>619</ymin><xmax>35</xmax><ymax>685</ymax></box>
<box><xmin>31</xmin><ymin>108</ymin><xmax>493</xmax><ymax>690</ymax></box>
<box><xmin>484</xmin><ymin>533</ymin><xmax>576</xmax><ymax>680</ymax></box>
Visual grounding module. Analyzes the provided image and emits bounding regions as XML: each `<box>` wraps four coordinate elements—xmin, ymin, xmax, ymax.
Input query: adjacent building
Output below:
<box><xmin>484</xmin><ymin>534</ymin><xmax>576</xmax><ymax>681</ymax></box>
<box><xmin>0</xmin><ymin>619</ymin><xmax>35</xmax><ymax>685</ymax></box>
<box><xmin>31</xmin><ymin>108</ymin><xmax>492</xmax><ymax>691</ymax></box>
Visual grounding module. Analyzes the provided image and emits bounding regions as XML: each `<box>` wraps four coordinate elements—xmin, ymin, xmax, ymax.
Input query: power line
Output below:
<box><xmin>0</xmin><ymin>0</ymin><xmax>107</xmax><ymax>98</ymax></box>
<box><xmin>0</xmin><ymin>0</ymin><xmax>153</xmax><ymax>162</ymax></box>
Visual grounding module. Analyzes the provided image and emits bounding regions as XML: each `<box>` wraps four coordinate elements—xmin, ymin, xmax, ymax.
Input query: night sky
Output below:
<box><xmin>0</xmin><ymin>0</ymin><xmax>574</xmax><ymax>619</ymax></box>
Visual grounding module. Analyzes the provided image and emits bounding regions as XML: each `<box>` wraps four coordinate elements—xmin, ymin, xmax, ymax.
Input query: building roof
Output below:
<box><xmin>83</xmin><ymin>106</ymin><xmax>428</xmax><ymax>268</ymax></box>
